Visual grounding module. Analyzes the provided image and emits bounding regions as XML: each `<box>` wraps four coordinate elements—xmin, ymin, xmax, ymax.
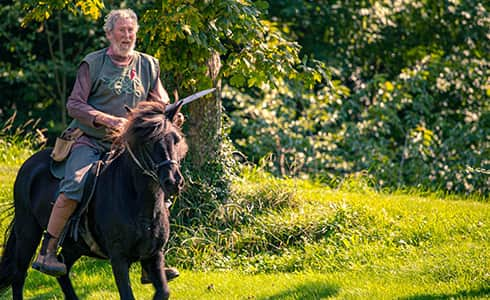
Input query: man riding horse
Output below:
<box><xmin>32</xmin><ymin>8</ymin><xmax>179</xmax><ymax>282</ymax></box>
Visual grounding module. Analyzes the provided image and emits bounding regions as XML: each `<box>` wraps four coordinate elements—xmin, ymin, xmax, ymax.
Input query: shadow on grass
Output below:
<box><xmin>4</xmin><ymin>258</ymin><xmax>179</xmax><ymax>299</ymax></box>
<box><xmin>17</xmin><ymin>258</ymin><xmax>117</xmax><ymax>299</ymax></box>
<box><xmin>257</xmin><ymin>281</ymin><xmax>339</xmax><ymax>300</ymax></box>
<box><xmin>400</xmin><ymin>286</ymin><xmax>490</xmax><ymax>300</ymax></box>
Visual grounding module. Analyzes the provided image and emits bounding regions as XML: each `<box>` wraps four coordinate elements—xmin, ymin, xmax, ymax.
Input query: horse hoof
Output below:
<box><xmin>140</xmin><ymin>267</ymin><xmax>180</xmax><ymax>284</ymax></box>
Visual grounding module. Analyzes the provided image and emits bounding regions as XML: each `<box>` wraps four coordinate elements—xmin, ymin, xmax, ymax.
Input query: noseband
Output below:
<box><xmin>124</xmin><ymin>142</ymin><xmax>178</xmax><ymax>184</ymax></box>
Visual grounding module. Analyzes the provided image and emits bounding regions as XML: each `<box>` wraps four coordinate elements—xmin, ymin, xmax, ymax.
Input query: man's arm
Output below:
<box><xmin>66</xmin><ymin>62</ymin><xmax>126</xmax><ymax>129</ymax></box>
<box><xmin>147</xmin><ymin>64</ymin><xmax>170</xmax><ymax>104</ymax></box>
<box><xmin>66</xmin><ymin>62</ymin><xmax>98</xmax><ymax>126</ymax></box>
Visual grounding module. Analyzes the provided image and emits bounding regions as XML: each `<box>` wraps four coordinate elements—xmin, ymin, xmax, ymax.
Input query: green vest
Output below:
<box><xmin>70</xmin><ymin>48</ymin><xmax>160</xmax><ymax>139</ymax></box>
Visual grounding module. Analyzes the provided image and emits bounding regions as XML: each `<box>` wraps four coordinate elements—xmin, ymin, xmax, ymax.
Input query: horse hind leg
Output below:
<box><xmin>0</xmin><ymin>220</ymin><xmax>18</xmax><ymax>293</ymax></box>
<box><xmin>6</xmin><ymin>218</ymin><xmax>43</xmax><ymax>300</ymax></box>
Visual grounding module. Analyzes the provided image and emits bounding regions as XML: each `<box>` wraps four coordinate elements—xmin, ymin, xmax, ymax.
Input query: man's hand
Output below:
<box><xmin>94</xmin><ymin>113</ymin><xmax>128</xmax><ymax>130</ymax></box>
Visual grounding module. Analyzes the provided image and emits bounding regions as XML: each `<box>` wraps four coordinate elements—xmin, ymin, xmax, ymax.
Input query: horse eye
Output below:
<box><xmin>171</xmin><ymin>133</ymin><xmax>181</xmax><ymax>144</ymax></box>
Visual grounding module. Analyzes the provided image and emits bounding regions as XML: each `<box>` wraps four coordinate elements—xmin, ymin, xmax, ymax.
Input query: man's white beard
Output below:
<box><xmin>112</xmin><ymin>42</ymin><xmax>135</xmax><ymax>57</ymax></box>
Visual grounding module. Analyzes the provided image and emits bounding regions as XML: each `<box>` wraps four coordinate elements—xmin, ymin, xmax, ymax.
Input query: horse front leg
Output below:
<box><xmin>110</xmin><ymin>257</ymin><xmax>135</xmax><ymax>300</ymax></box>
<box><xmin>57</xmin><ymin>248</ymin><xmax>83</xmax><ymax>300</ymax></box>
<box><xmin>141</xmin><ymin>251</ymin><xmax>169</xmax><ymax>300</ymax></box>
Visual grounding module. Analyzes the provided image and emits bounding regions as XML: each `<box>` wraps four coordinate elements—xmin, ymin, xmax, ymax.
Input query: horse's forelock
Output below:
<box><xmin>113</xmin><ymin>101</ymin><xmax>185</xmax><ymax>150</ymax></box>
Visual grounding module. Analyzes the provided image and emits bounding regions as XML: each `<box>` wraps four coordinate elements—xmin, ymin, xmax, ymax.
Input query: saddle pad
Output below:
<box><xmin>50</xmin><ymin>159</ymin><xmax>67</xmax><ymax>180</ymax></box>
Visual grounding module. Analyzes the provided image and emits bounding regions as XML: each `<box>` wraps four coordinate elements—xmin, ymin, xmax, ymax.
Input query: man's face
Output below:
<box><xmin>106</xmin><ymin>17</ymin><xmax>137</xmax><ymax>57</ymax></box>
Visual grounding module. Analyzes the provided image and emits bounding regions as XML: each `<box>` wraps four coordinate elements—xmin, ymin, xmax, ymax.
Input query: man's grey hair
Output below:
<box><xmin>103</xmin><ymin>9</ymin><xmax>139</xmax><ymax>33</ymax></box>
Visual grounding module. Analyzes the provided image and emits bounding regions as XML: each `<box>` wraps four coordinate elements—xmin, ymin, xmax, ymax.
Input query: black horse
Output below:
<box><xmin>0</xmin><ymin>101</ymin><xmax>188</xmax><ymax>300</ymax></box>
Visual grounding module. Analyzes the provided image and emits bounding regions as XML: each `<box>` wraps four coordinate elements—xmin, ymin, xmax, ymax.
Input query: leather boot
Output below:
<box><xmin>32</xmin><ymin>193</ymin><xmax>77</xmax><ymax>277</ymax></box>
<box><xmin>32</xmin><ymin>232</ymin><xmax>67</xmax><ymax>277</ymax></box>
<box><xmin>141</xmin><ymin>266</ymin><xmax>180</xmax><ymax>284</ymax></box>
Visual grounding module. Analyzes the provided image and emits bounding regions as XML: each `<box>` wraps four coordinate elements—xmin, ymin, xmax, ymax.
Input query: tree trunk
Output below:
<box><xmin>44</xmin><ymin>12</ymin><xmax>67</xmax><ymax>127</ymax></box>
<box><xmin>186</xmin><ymin>51</ymin><xmax>222</xmax><ymax>168</ymax></box>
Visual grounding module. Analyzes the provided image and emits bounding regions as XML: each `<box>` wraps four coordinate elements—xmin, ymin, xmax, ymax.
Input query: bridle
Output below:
<box><xmin>124</xmin><ymin>141</ymin><xmax>178</xmax><ymax>184</ymax></box>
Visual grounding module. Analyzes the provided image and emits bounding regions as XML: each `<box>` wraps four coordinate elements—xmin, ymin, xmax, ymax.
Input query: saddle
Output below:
<box><xmin>50</xmin><ymin>156</ymin><xmax>110</xmax><ymax>258</ymax></box>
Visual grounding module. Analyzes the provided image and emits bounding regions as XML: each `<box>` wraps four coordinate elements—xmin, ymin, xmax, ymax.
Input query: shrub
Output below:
<box><xmin>225</xmin><ymin>0</ymin><xmax>490</xmax><ymax>195</ymax></box>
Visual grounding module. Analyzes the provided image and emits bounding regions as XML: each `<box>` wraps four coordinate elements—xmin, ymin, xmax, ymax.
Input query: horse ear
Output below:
<box><xmin>173</xmin><ymin>112</ymin><xmax>185</xmax><ymax>128</ymax></box>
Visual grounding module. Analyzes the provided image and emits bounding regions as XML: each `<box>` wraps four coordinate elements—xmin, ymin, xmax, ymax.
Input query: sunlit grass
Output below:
<box><xmin>1</xmin><ymin>138</ymin><xmax>489</xmax><ymax>299</ymax></box>
<box><xmin>2</xmin><ymin>267</ymin><xmax>488</xmax><ymax>299</ymax></box>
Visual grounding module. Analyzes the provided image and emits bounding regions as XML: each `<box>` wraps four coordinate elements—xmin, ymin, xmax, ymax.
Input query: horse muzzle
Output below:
<box><xmin>161</xmin><ymin>172</ymin><xmax>184</xmax><ymax>195</ymax></box>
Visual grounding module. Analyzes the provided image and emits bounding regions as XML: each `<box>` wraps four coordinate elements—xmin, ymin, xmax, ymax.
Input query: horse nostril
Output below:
<box><xmin>162</xmin><ymin>172</ymin><xmax>184</xmax><ymax>193</ymax></box>
<box><xmin>163</xmin><ymin>178</ymin><xmax>174</xmax><ymax>188</ymax></box>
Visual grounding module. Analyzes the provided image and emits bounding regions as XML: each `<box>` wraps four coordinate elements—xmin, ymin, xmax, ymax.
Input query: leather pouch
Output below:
<box><xmin>50</xmin><ymin>128</ymin><xmax>83</xmax><ymax>162</ymax></box>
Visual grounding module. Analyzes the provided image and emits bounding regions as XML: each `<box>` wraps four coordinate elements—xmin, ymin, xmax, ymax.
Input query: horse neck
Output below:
<box><xmin>109</xmin><ymin>152</ymin><xmax>167</xmax><ymax>220</ymax></box>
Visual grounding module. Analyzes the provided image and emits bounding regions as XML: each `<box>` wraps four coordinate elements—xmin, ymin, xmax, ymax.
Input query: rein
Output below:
<box><xmin>124</xmin><ymin>142</ymin><xmax>178</xmax><ymax>183</ymax></box>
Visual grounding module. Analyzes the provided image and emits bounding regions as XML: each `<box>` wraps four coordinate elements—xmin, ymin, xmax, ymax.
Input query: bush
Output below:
<box><xmin>338</xmin><ymin>52</ymin><xmax>489</xmax><ymax>195</ymax></box>
<box><xmin>225</xmin><ymin>0</ymin><xmax>489</xmax><ymax>196</ymax></box>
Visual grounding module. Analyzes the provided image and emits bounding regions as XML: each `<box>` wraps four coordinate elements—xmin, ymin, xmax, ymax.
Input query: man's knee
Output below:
<box><xmin>54</xmin><ymin>193</ymin><xmax>78</xmax><ymax>208</ymax></box>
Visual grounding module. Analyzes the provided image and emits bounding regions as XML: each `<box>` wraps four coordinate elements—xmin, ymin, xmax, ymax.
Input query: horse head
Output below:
<box><xmin>115</xmin><ymin>101</ymin><xmax>188</xmax><ymax>196</ymax></box>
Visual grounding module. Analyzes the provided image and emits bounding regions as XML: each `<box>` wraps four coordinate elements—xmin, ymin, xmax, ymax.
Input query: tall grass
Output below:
<box><xmin>166</xmin><ymin>165</ymin><xmax>489</xmax><ymax>277</ymax></box>
<box><xmin>0</xmin><ymin>113</ymin><xmax>46</xmax><ymax>164</ymax></box>
<box><xmin>0</xmin><ymin>114</ymin><xmax>46</xmax><ymax>248</ymax></box>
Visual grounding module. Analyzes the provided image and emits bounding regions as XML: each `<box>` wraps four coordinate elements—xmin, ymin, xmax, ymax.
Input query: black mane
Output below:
<box><xmin>112</xmin><ymin>101</ymin><xmax>188</xmax><ymax>159</ymax></box>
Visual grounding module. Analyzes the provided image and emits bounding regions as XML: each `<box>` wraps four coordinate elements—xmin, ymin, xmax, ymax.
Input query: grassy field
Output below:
<box><xmin>0</xmin><ymin>142</ymin><xmax>489</xmax><ymax>299</ymax></box>
<box><xmin>4</xmin><ymin>266</ymin><xmax>489</xmax><ymax>299</ymax></box>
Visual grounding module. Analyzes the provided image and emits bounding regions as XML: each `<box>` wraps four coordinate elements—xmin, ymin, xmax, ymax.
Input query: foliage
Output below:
<box><xmin>171</xmin><ymin>135</ymin><xmax>241</xmax><ymax>227</ymax></box>
<box><xmin>0</xmin><ymin>0</ymin><xmax>106</xmax><ymax>137</ymax></box>
<box><xmin>338</xmin><ymin>52</ymin><xmax>489</xmax><ymax>194</ymax></box>
<box><xmin>2</xmin><ymin>0</ymin><xmax>488</xmax><ymax>196</ymax></box>
<box><xmin>138</xmin><ymin>0</ymin><xmax>325</xmax><ymax>94</ymax></box>
<box><xmin>225</xmin><ymin>79</ymin><xmax>343</xmax><ymax>178</ymax></box>
<box><xmin>135</xmin><ymin>0</ymin><xmax>328</xmax><ymax>213</ymax></box>
<box><xmin>20</xmin><ymin>0</ymin><xmax>104</xmax><ymax>25</ymax></box>
<box><xmin>267</xmin><ymin>0</ymin><xmax>489</xmax><ymax>80</ymax></box>
<box><xmin>226</xmin><ymin>0</ymin><xmax>490</xmax><ymax>195</ymax></box>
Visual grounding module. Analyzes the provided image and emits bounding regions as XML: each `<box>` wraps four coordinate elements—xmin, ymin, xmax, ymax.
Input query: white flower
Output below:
<box><xmin>446</xmin><ymin>181</ymin><xmax>453</xmax><ymax>190</ymax></box>
<box><xmin>436</xmin><ymin>77</ymin><xmax>450</xmax><ymax>92</ymax></box>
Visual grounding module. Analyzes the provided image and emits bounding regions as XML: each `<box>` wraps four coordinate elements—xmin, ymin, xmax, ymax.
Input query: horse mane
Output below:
<box><xmin>111</xmin><ymin>101</ymin><xmax>188</xmax><ymax>159</ymax></box>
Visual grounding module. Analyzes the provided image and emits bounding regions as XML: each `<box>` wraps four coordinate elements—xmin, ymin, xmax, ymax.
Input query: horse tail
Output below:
<box><xmin>0</xmin><ymin>213</ymin><xmax>16</xmax><ymax>293</ymax></box>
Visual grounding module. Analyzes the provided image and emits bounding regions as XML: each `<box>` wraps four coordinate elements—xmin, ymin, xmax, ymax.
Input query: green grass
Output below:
<box><xmin>0</xmin><ymin>136</ymin><xmax>39</xmax><ymax>238</ymax></box>
<box><xmin>1</xmin><ymin>140</ymin><xmax>489</xmax><ymax>299</ymax></box>
<box><xmin>1</xmin><ymin>266</ymin><xmax>488</xmax><ymax>299</ymax></box>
